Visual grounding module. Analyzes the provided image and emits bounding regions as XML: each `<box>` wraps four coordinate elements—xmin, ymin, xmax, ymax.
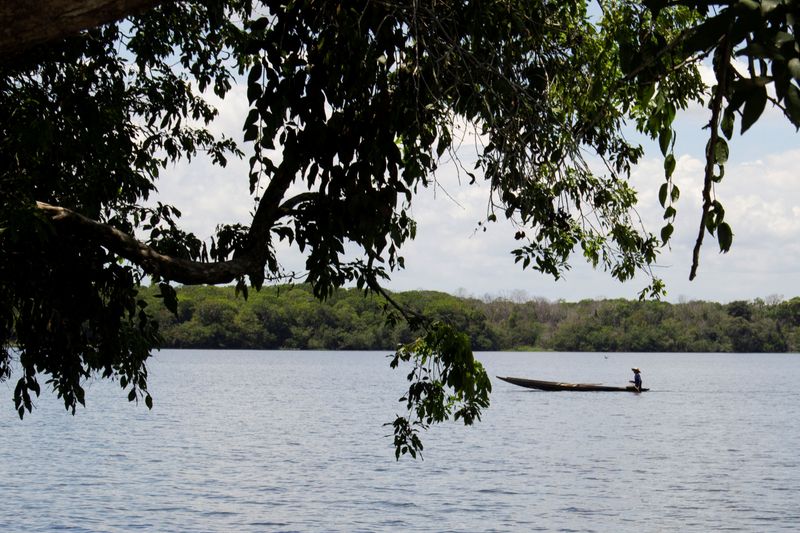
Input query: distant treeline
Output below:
<box><xmin>138</xmin><ymin>284</ymin><xmax>800</xmax><ymax>352</ymax></box>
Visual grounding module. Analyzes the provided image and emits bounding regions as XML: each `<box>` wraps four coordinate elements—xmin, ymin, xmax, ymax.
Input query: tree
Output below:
<box><xmin>2</xmin><ymin>0</ymin><xmax>798</xmax><ymax>457</ymax></box>
<box><xmin>0</xmin><ymin>0</ymin><xmax>166</xmax><ymax>60</ymax></box>
<box><xmin>612</xmin><ymin>0</ymin><xmax>800</xmax><ymax>278</ymax></box>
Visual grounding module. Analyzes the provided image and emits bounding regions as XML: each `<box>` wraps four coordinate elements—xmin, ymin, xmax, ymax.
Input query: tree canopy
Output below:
<box><xmin>2</xmin><ymin>0</ymin><xmax>799</xmax><ymax>457</ymax></box>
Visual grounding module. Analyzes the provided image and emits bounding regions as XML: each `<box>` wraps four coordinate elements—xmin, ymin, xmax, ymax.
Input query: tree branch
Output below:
<box><xmin>622</xmin><ymin>25</ymin><xmax>706</xmax><ymax>83</ymax></box>
<box><xmin>0</xmin><ymin>0</ymin><xmax>165</xmax><ymax>61</ymax></box>
<box><xmin>36</xmin><ymin>201</ymin><xmax>257</xmax><ymax>285</ymax></box>
<box><xmin>689</xmin><ymin>31</ymin><xmax>732</xmax><ymax>281</ymax></box>
<box><xmin>235</xmin><ymin>167</ymin><xmax>297</xmax><ymax>286</ymax></box>
<box><xmin>36</xmin><ymin>163</ymin><xmax>299</xmax><ymax>285</ymax></box>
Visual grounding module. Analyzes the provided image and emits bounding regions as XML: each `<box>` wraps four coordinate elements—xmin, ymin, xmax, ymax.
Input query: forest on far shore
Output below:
<box><xmin>139</xmin><ymin>284</ymin><xmax>800</xmax><ymax>353</ymax></box>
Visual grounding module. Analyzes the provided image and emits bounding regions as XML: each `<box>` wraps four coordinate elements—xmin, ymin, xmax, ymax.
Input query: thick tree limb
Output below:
<box><xmin>246</xmin><ymin>168</ymin><xmax>295</xmax><ymax>253</ymax></box>
<box><xmin>36</xmin><ymin>201</ymin><xmax>260</xmax><ymax>285</ymax></box>
<box><xmin>0</xmin><ymin>0</ymin><xmax>164</xmax><ymax>60</ymax></box>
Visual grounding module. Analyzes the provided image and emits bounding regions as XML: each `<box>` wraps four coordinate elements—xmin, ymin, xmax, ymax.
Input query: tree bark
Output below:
<box><xmin>36</xmin><ymin>201</ymin><xmax>260</xmax><ymax>285</ymax></box>
<box><xmin>1</xmin><ymin>0</ymin><xmax>164</xmax><ymax>60</ymax></box>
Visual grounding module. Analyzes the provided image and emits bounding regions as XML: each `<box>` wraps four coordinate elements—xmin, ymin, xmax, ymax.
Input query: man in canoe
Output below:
<box><xmin>630</xmin><ymin>368</ymin><xmax>642</xmax><ymax>392</ymax></box>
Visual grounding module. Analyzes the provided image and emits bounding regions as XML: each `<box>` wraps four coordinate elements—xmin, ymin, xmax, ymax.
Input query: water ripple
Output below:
<box><xmin>2</xmin><ymin>350</ymin><xmax>799</xmax><ymax>532</ymax></box>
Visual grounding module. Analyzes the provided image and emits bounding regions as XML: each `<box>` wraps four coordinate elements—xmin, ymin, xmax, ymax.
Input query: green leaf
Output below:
<box><xmin>671</xmin><ymin>184</ymin><xmax>680</xmax><ymax>202</ymax></box>
<box><xmin>638</xmin><ymin>82</ymin><xmax>656</xmax><ymax>106</ymax></box>
<box><xmin>788</xmin><ymin>58</ymin><xmax>800</xmax><ymax>82</ymax></box>
<box><xmin>682</xmin><ymin>11</ymin><xmax>731</xmax><ymax>54</ymax></box>
<box><xmin>618</xmin><ymin>39</ymin><xmax>635</xmax><ymax>75</ymax></box>
<box><xmin>705</xmin><ymin>212</ymin><xmax>717</xmax><ymax>233</ymax></box>
<box><xmin>741</xmin><ymin>86</ymin><xmax>767</xmax><ymax>134</ymax></box>
<box><xmin>664</xmin><ymin>154</ymin><xmax>676</xmax><ymax>178</ymax></box>
<box><xmin>247</xmin><ymin>63</ymin><xmax>262</xmax><ymax>86</ymax></box>
<box><xmin>786</xmin><ymin>84</ymin><xmax>800</xmax><ymax>127</ymax></box>
<box><xmin>713</xmin><ymin>138</ymin><xmax>729</xmax><ymax>164</ymax></box>
<box><xmin>235</xmin><ymin>278</ymin><xmax>249</xmax><ymax>300</ymax></box>
<box><xmin>660</xmin><ymin>223</ymin><xmax>674</xmax><ymax>243</ymax></box>
<box><xmin>243</xmin><ymin>124</ymin><xmax>258</xmax><ymax>143</ymax></box>
<box><xmin>145</xmin><ymin>394</ymin><xmax>153</xmax><ymax>409</ymax></box>
<box><xmin>246</xmin><ymin>82</ymin><xmax>261</xmax><ymax>104</ymax></box>
<box><xmin>128</xmin><ymin>389</ymin><xmax>137</xmax><ymax>402</ymax></box>
<box><xmin>658</xmin><ymin>128</ymin><xmax>672</xmax><ymax>156</ymax></box>
<box><xmin>735</xmin><ymin>0</ymin><xmax>759</xmax><ymax>12</ymax></box>
<box><xmin>658</xmin><ymin>183</ymin><xmax>668</xmax><ymax>207</ymax></box>
<box><xmin>159</xmin><ymin>283</ymin><xmax>178</xmax><ymax>315</ymax></box>
<box><xmin>436</xmin><ymin>136</ymin><xmax>449</xmax><ymax>158</ymax></box>
<box><xmin>717</xmin><ymin>222</ymin><xmax>733</xmax><ymax>252</ymax></box>
<box><xmin>772</xmin><ymin>59</ymin><xmax>789</xmax><ymax>100</ymax></box>
<box><xmin>721</xmin><ymin>109</ymin><xmax>735</xmax><ymax>139</ymax></box>
<box><xmin>759</xmin><ymin>0</ymin><xmax>779</xmax><ymax>15</ymax></box>
<box><xmin>711</xmin><ymin>200</ymin><xmax>726</xmax><ymax>222</ymax></box>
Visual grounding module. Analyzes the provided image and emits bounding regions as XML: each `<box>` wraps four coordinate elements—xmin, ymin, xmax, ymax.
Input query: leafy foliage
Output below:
<box><xmin>1</xmin><ymin>1</ymin><xmax>243</xmax><ymax>418</ymax></box>
<box><xmin>636</xmin><ymin>0</ymin><xmax>800</xmax><ymax>276</ymax></box>
<box><xmin>2</xmin><ymin>0</ymin><xmax>799</xmax><ymax>457</ymax></box>
<box><xmin>389</xmin><ymin>322</ymin><xmax>491</xmax><ymax>459</ymax></box>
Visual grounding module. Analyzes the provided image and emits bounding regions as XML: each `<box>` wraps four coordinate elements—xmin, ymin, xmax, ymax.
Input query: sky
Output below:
<box><xmin>153</xmin><ymin>71</ymin><xmax>800</xmax><ymax>304</ymax></box>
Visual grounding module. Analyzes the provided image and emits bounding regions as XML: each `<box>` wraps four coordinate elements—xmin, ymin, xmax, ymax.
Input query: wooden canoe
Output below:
<box><xmin>497</xmin><ymin>375</ymin><xmax>648</xmax><ymax>392</ymax></box>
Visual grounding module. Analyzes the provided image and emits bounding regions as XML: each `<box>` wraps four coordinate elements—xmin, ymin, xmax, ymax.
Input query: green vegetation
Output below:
<box><xmin>3</xmin><ymin>0</ymin><xmax>800</xmax><ymax>457</ymax></box>
<box><xmin>142</xmin><ymin>285</ymin><xmax>800</xmax><ymax>353</ymax></box>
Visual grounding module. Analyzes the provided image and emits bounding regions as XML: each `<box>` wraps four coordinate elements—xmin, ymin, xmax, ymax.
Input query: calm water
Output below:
<box><xmin>1</xmin><ymin>350</ymin><xmax>799</xmax><ymax>532</ymax></box>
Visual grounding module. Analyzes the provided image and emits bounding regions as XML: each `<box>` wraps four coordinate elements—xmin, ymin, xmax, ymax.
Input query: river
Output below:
<box><xmin>1</xmin><ymin>350</ymin><xmax>798</xmax><ymax>532</ymax></box>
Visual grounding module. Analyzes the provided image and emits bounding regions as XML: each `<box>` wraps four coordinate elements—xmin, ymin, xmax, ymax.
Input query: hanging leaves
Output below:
<box><xmin>712</xmin><ymin>137</ymin><xmax>729</xmax><ymax>164</ymax></box>
<box><xmin>664</xmin><ymin>154</ymin><xmax>676</xmax><ymax>178</ymax></box>
<box><xmin>717</xmin><ymin>222</ymin><xmax>734</xmax><ymax>252</ymax></box>
<box><xmin>740</xmin><ymin>85</ymin><xmax>767</xmax><ymax>134</ymax></box>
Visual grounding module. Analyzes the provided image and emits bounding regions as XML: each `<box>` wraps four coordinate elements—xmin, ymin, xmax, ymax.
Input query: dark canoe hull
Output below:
<box><xmin>497</xmin><ymin>376</ymin><xmax>648</xmax><ymax>392</ymax></box>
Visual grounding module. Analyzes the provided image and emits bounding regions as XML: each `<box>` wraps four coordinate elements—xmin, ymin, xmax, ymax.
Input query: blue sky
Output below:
<box><xmin>154</xmin><ymin>70</ymin><xmax>800</xmax><ymax>303</ymax></box>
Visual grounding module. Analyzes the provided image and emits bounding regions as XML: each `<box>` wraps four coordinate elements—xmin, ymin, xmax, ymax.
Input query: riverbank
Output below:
<box><xmin>138</xmin><ymin>284</ymin><xmax>800</xmax><ymax>352</ymax></box>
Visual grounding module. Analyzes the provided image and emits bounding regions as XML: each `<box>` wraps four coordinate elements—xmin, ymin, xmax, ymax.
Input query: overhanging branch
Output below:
<box><xmin>0</xmin><ymin>0</ymin><xmax>165</xmax><ymax>61</ymax></box>
<box><xmin>689</xmin><ymin>30</ymin><xmax>732</xmax><ymax>281</ymax></box>
<box><xmin>36</xmin><ymin>201</ymin><xmax>258</xmax><ymax>285</ymax></box>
